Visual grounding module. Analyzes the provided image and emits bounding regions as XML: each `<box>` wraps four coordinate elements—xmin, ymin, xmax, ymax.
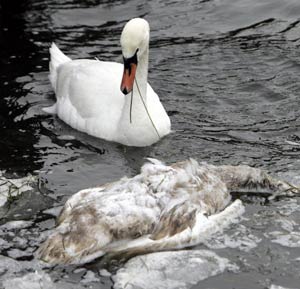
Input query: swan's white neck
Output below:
<box><xmin>117</xmin><ymin>45</ymin><xmax>161</xmax><ymax>145</ymax></box>
<box><xmin>122</xmin><ymin>46</ymin><xmax>149</xmax><ymax>122</ymax></box>
<box><xmin>133</xmin><ymin>47</ymin><xmax>149</xmax><ymax>102</ymax></box>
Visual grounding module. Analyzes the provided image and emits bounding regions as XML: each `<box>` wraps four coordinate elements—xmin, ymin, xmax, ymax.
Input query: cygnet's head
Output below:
<box><xmin>120</xmin><ymin>18</ymin><xmax>150</xmax><ymax>95</ymax></box>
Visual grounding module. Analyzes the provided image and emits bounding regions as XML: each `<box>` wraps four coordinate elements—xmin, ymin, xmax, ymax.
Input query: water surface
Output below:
<box><xmin>1</xmin><ymin>0</ymin><xmax>300</xmax><ymax>288</ymax></box>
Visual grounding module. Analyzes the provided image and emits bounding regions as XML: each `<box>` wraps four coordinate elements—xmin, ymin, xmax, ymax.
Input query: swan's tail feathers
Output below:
<box><xmin>37</xmin><ymin>219</ymin><xmax>112</xmax><ymax>264</ymax></box>
<box><xmin>42</xmin><ymin>103</ymin><xmax>57</xmax><ymax>114</ymax></box>
<box><xmin>37</xmin><ymin>231</ymin><xmax>107</xmax><ymax>265</ymax></box>
<box><xmin>37</xmin><ymin>233</ymin><xmax>69</xmax><ymax>264</ymax></box>
<box><xmin>49</xmin><ymin>42</ymin><xmax>71</xmax><ymax>91</ymax></box>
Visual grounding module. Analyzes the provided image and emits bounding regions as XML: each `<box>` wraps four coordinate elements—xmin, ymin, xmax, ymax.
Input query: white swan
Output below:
<box><xmin>43</xmin><ymin>18</ymin><xmax>171</xmax><ymax>147</ymax></box>
<box><xmin>38</xmin><ymin>158</ymin><xmax>297</xmax><ymax>264</ymax></box>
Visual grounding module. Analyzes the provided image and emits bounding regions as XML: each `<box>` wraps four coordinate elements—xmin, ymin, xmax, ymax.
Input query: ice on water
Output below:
<box><xmin>2</xmin><ymin>270</ymin><xmax>92</xmax><ymax>289</ymax></box>
<box><xmin>0</xmin><ymin>220</ymin><xmax>33</xmax><ymax>230</ymax></box>
<box><xmin>268</xmin><ymin>231</ymin><xmax>300</xmax><ymax>248</ymax></box>
<box><xmin>3</xmin><ymin>271</ymin><xmax>54</xmax><ymax>289</ymax></box>
<box><xmin>265</xmin><ymin>193</ymin><xmax>300</xmax><ymax>248</ymax></box>
<box><xmin>270</xmin><ymin>285</ymin><xmax>298</xmax><ymax>289</ymax></box>
<box><xmin>113</xmin><ymin>250</ymin><xmax>237</xmax><ymax>289</ymax></box>
<box><xmin>204</xmin><ymin>223</ymin><xmax>261</xmax><ymax>252</ymax></box>
<box><xmin>0</xmin><ymin>171</ymin><xmax>35</xmax><ymax>207</ymax></box>
<box><xmin>0</xmin><ymin>165</ymin><xmax>299</xmax><ymax>288</ymax></box>
<box><xmin>81</xmin><ymin>270</ymin><xmax>100</xmax><ymax>283</ymax></box>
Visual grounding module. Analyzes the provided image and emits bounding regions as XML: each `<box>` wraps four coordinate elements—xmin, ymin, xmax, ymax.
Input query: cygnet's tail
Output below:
<box><xmin>49</xmin><ymin>42</ymin><xmax>71</xmax><ymax>92</ymax></box>
<box><xmin>37</xmin><ymin>230</ymin><xmax>108</xmax><ymax>265</ymax></box>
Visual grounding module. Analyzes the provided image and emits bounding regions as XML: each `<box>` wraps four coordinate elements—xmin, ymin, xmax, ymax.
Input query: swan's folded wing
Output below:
<box><xmin>150</xmin><ymin>200</ymin><xmax>198</xmax><ymax>240</ymax></box>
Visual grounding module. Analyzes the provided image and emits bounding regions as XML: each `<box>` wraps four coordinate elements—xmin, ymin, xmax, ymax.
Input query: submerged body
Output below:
<box><xmin>38</xmin><ymin>158</ymin><xmax>296</xmax><ymax>264</ymax></box>
<box><xmin>44</xmin><ymin>19</ymin><xmax>171</xmax><ymax>146</ymax></box>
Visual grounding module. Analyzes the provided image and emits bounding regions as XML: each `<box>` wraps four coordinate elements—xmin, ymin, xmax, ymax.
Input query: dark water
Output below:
<box><xmin>1</xmin><ymin>0</ymin><xmax>300</xmax><ymax>288</ymax></box>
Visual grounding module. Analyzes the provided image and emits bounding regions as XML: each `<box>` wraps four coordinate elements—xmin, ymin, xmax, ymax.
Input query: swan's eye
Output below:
<box><xmin>123</xmin><ymin>51</ymin><xmax>138</xmax><ymax>75</ymax></box>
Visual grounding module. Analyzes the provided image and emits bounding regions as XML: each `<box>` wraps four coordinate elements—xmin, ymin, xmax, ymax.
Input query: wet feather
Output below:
<box><xmin>38</xmin><ymin>159</ymin><xmax>298</xmax><ymax>264</ymax></box>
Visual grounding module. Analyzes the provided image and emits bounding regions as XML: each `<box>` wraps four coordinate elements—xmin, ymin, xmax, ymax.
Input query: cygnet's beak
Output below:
<box><xmin>120</xmin><ymin>53</ymin><xmax>138</xmax><ymax>95</ymax></box>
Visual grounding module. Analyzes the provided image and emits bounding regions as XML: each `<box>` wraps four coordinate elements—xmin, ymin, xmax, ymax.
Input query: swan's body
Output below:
<box><xmin>44</xmin><ymin>18</ymin><xmax>171</xmax><ymax>146</ymax></box>
<box><xmin>38</xmin><ymin>158</ymin><xmax>295</xmax><ymax>264</ymax></box>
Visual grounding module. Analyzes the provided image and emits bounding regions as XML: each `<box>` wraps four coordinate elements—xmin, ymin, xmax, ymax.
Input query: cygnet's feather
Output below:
<box><xmin>38</xmin><ymin>159</ymin><xmax>298</xmax><ymax>264</ymax></box>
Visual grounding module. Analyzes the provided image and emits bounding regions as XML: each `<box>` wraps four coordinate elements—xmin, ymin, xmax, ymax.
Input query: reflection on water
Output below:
<box><xmin>1</xmin><ymin>0</ymin><xmax>300</xmax><ymax>288</ymax></box>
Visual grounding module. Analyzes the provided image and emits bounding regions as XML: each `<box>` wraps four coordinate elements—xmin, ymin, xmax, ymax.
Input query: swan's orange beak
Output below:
<box><xmin>120</xmin><ymin>52</ymin><xmax>138</xmax><ymax>95</ymax></box>
<box><xmin>121</xmin><ymin>63</ymin><xmax>137</xmax><ymax>95</ymax></box>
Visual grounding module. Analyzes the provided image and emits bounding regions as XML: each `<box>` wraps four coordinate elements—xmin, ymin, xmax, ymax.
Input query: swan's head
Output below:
<box><xmin>120</xmin><ymin>18</ymin><xmax>150</xmax><ymax>95</ymax></box>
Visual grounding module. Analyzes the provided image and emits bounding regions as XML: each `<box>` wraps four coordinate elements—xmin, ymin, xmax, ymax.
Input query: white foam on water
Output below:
<box><xmin>113</xmin><ymin>250</ymin><xmax>238</xmax><ymax>289</ymax></box>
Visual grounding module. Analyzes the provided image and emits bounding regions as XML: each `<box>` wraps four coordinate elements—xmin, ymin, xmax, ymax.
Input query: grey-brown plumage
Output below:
<box><xmin>37</xmin><ymin>158</ymin><xmax>298</xmax><ymax>264</ymax></box>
